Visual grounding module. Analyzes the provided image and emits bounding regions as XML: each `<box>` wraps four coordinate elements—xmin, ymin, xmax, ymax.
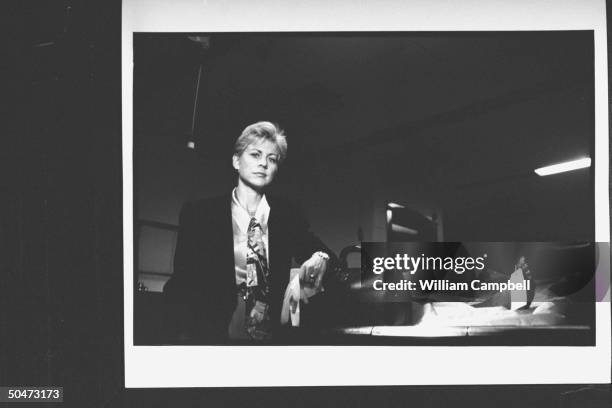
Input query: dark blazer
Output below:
<box><xmin>163</xmin><ymin>192</ymin><xmax>337</xmax><ymax>344</ymax></box>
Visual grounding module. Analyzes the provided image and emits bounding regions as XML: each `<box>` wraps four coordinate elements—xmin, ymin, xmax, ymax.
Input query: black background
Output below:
<box><xmin>2</xmin><ymin>1</ymin><xmax>610</xmax><ymax>406</ymax></box>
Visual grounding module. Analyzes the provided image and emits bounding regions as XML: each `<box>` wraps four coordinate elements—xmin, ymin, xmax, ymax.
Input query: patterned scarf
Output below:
<box><xmin>243</xmin><ymin>217</ymin><xmax>272</xmax><ymax>340</ymax></box>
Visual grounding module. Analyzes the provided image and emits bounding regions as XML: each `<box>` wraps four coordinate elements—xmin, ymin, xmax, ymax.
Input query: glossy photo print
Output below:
<box><xmin>122</xmin><ymin>0</ymin><xmax>610</xmax><ymax>388</ymax></box>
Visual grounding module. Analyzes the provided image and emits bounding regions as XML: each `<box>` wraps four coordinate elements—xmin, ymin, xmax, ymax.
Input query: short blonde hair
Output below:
<box><xmin>234</xmin><ymin>121</ymin><xmax>287</xmax><ymax>163</ymax></box>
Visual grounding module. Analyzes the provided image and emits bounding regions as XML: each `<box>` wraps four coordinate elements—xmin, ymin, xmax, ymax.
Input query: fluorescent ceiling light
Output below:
<box><xmin>534</xmin><ymin>157</ymin><xmax>591</xmax><ymax>176</ymax></box>
<box><xmin>387</xmin><ymin>202</ymin><xmax>405</xmax><ymax>209</ymax></box>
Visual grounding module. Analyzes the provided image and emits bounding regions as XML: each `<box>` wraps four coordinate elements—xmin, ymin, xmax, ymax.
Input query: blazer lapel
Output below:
<box><xmin>210</xmin><ymin>193</ymin><xmax>238</xmax><ymax>307</ymax></box>
<box><xmin>266</xmin><ymin>195</ymin><xmax>290</xmax><ymax>299</ymax></box>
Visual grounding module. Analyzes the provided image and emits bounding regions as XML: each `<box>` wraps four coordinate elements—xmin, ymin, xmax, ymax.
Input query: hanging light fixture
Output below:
<box><xmin>186</xmin><ymin>36</ymin><xmax>211</xmax><ymax>149</ymax></box>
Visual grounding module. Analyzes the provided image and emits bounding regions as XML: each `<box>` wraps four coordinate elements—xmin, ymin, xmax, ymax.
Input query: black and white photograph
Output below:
<box><xmin>5</xmin><ymin>0</ymin><xmax>611</xmax><ymax>405</ymax></box>
<box><xmin>122</xmin><ymin>1</ymin><xmax>610</xmax><ymax>388</ymax></box>
<box><xmin>133</xmin><ymin>32</ymin><xmax>598</xmax><ymax>346</ymax></box>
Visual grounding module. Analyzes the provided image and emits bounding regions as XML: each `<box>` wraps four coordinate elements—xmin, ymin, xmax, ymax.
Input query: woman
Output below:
<box><xmin>163</xmin><ymin>121</ymin><xmax>337</xmax><ymax>343</ymax></box>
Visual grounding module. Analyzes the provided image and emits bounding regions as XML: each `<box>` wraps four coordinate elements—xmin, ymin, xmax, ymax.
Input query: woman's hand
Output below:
<box><xmin>299</xmin><ymin>252</ymin><xmax>329</xmax><ymax>296</ymax></box>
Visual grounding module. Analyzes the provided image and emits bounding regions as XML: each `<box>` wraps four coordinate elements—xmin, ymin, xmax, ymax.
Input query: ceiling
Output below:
<box><xmin>134</xmin><ymin>32</ymin><xmax>594</xmax><ymax>191</ymax></box>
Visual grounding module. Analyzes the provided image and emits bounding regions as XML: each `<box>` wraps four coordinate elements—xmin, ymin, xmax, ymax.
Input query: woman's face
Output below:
<box><xmin>232</xmin><ymin>139</ymin><xmax>280</xmax><ymax>191</ymax></box>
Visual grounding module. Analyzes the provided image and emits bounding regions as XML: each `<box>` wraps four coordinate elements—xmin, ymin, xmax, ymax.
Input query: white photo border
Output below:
<box><xmin>123</xmin><ymin>0</ymin><xmax>611</xmax><ymax>387</ymax></box>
